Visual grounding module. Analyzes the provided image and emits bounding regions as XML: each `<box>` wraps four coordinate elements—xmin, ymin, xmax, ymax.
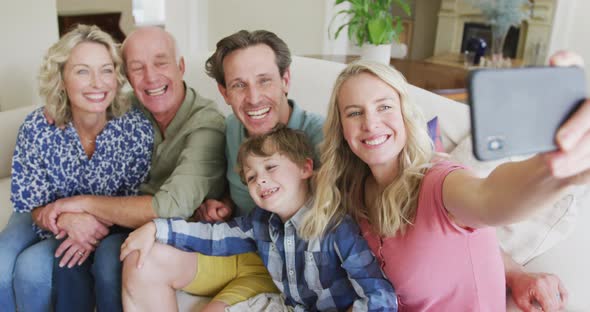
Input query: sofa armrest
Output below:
<box><xmin>0</xmin><ymin>106</ymin><xmax>34</xmax><ymax>179</ymax></box>
<box><xmin>408</xmin><ymin>85</ymin><xmax>470</xmax><ymax>152</ymax></box>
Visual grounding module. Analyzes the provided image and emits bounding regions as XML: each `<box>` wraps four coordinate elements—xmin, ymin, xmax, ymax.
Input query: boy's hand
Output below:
<box><xmin>120</xmin><ymin>222</ymin><xmax>157</xmax><ymax>268</ymax></box>
<box><xmin>194</xmin><ymin>199</ymin><xmax>232</xmax><ymax>222</ymax></box>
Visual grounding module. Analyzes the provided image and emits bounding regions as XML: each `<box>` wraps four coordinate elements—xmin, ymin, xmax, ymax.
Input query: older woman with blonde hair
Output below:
<box><xmin>302</xmin><ymin>60</ymin><xmax>590</xmax><ymax>311</ymax></box>
<box><xmin>0</xmin><ymin>24</ymin><xmax>153</xmax><ymax>312</ymax></box>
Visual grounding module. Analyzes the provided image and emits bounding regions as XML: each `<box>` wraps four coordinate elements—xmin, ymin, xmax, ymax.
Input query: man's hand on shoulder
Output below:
<box><xmin>42</xmin><ymin>106</ymin><xmax>65</xmax><ymax>128</ymax></box>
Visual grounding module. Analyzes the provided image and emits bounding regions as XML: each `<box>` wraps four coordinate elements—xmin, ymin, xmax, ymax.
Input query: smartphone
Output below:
<box><xmin>468</xmin><ymin>66</ymin><xmax>587</xmax><ymax>161</ymax></box>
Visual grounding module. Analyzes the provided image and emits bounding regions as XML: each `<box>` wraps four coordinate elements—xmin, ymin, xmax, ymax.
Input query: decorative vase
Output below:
<box><xmin>465</xmin><ymin>37</ymin><xmax>487</xmax><ymax>66</ymax></box>
<box><xmin>360</xmin><ymin>43</ymin><xmax>392</xmax><ymax>64</ymax></box>
<box><xmin>490</xmin><ymin>24</ymin><xmax>509</xmax><ymax>67</ymax></box>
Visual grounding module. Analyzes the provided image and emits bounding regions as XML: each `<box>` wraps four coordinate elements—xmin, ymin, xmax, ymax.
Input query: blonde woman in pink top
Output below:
<box><xmin>300</xmin><ymin>60</ymin><xmax>590</xmax><ymax>311</ymax></box>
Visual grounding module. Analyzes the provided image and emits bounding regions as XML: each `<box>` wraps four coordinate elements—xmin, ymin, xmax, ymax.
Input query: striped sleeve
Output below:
<box><xmin>153</xmin><ymin>216</ymin><xmax>257</xmax><ymax>256</ymax></box>
<box><xmin>334</xmin><ymin>218</ymin><xmax>398</xmax><ymax>312</ymax></box>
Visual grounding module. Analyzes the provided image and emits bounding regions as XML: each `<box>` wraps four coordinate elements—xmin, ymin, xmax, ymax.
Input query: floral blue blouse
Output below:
<box><xmin>10</xmin><ymin>107</ymin><xmax>154</xmax><ymax>237</ymax></box>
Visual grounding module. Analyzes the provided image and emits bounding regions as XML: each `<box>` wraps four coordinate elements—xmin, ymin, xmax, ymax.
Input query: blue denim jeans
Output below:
<box><xmin>0</xmin><ymin>212</ymin><xmax>57</xmax><ymax>312</ymax></box>
<box><xmin>53</xmin><ymin>227</ymin><xmax>129</xmax><ymax>312</ymax></box>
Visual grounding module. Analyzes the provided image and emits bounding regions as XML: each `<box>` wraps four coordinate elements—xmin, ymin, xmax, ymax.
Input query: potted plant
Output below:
<box><xmin>331</xmin><ymin>0</ymin><xmax>411</xmax><ymax>63</ymax></box>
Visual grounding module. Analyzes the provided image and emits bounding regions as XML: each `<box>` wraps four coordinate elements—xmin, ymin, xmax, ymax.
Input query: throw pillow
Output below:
<box><xmin>449</xmin><ymin>135</ymin><xmax>579</xmax><ymax>264</ymax></box>
<box><xmin>427</xmin><ymin>117</ymin><xmax>445</xmax><ymax>152</ymax></box>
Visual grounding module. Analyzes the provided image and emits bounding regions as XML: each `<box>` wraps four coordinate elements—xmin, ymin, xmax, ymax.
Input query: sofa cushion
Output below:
<box><xmin>0</xmin><ymin>177</ymin><xmax>12</xmax><ymax>228</ymax></box>
<box><xmin>177</xmin><ymin>290</ymin><xmax>210</xmax><ymax>311</ymax></box>
<box><xmin>521</xmin><ymin>185</ymin><xmax>590</xmax><ymax>311</ymax></box>
<box><xmin>0</xmin><ymin>106</ymin><xmax>35</xmax><ymax>179</ymax></box>
<box><xmin>449</xmin><ymin>135</ymin><xmax>578</xmax><ymax>264</ymax></box>
<box><xmin>407</xmin><ymin>85</ymin><xmax>470</xmax><ymax>152</ymax></box>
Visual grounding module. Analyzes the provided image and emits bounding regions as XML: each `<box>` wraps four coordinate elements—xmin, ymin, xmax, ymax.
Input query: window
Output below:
<box><xmin>133</xmin><ymin>0</ymin><xmax>165</xmax><ymax>26</ymax></box>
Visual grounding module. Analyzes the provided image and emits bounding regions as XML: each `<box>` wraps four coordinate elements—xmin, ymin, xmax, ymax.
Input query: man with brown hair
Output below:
<box><xmin>200</xmin><ymin>30</ymin><xmax>325</xmax><ymax>219</ymax></box>
<box><xmin>122</xmin><ymin>30</ymin><xmax>325</xmax><ymax>312</ymax></box>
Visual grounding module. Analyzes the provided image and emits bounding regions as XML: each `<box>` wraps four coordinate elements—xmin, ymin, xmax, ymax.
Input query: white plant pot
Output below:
<box><xmin>390</xmin><ymin>42</ymin><xmax>408</xmax><ymax>59</ymax></box>
<box><xmin>360</xmin><ymin>43</ymin><xmax>392</xmax><ymax>64</ymax></box>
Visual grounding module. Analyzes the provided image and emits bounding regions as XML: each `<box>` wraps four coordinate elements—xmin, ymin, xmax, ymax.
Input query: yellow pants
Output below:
<box><xmin>182</xmin><ymin>252</ymin><xmax>279</xmax><ymax>305</ymax></box>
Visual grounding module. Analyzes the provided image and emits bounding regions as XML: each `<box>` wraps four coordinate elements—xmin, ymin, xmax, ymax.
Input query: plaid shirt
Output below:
<box><xmin>154</xmin><ymin>204</ymin><xmax>397</xmax><ymax>312</ymax></box>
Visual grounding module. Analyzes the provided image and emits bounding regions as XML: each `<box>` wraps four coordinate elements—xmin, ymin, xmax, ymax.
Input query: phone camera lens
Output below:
<box><xmin>487</xmin><ymin>138</ymin><xmax>504</xmax><ymax>151</ymax></box>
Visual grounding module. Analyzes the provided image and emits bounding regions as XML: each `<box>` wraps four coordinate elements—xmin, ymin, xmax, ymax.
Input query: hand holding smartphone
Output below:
<box><xmin>468</xmin><ymin>66</ymin><xmax>587</xmax><ymax>161</ymax></box>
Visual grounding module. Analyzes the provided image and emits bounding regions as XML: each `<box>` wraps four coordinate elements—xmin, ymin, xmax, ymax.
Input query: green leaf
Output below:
<box><xmin>368</xmin><ymin>17</ymin><xmax>392</xmax><ymax>44</ymax></box>
<box><xmin>328</xmin><ymin>8</ymin><xmax>355</xmax><ymax>40</ymax></box>
<box><xmin>393</xmin><ymin>0</ymin><xmax>411</xmax><ymax>16</ymax></box>
<box><xmin>330</xmin><ymin>0</ymin><xmax>412</xmax><ymax>45</ymax></box>
<box><xmin>334</xmin><ymin>8</ymin><xmax>354</xmax><ymax>16</ymax></box>
<box><xmin>392</xmin><ymin>18</ymin><xmax>403</xmax><ymax>42</ymax></box>
<box><xmin>333</xmin><ymin>22</ymin><xmax>350</xmax><ymax>40</ymax></box>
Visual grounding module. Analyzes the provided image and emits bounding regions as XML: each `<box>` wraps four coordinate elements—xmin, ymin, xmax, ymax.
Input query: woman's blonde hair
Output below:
<box><xmin>300</xmin><ymin>61</ymin><xmax>434</xmax><ymax>239</ymax></box>
<box><xmin>38</xmin><ymin>24</ymin><xmax>129</xmax><ymax>126</ymax></box>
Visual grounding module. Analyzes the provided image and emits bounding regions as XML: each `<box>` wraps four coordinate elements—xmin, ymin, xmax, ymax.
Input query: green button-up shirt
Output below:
<box><xmin>134</xmin><ymin>85</ymin><xmax>226</xmax><ymax>218</ymax></box>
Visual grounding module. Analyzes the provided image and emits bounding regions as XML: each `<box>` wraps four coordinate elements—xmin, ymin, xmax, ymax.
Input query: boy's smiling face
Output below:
<box><xmin>243</xmin><ymin>152</ymin><xmax>313</xmax><ymax>222</ymax></box>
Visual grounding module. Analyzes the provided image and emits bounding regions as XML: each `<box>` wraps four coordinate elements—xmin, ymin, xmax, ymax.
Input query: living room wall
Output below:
<box><xmin>549</xmin><ymin>0</ymin><xmax>590</xmax><ymax>91</ymax></box>
<box><xmin>165</xmin><ymin>0</ymin><xmax>342</xmax><ymax>62</ymax></box>
<box><xmin>2</xmin><ymin>0</ymin><xmax>587</xmax><ymax>113</ymax></box>
<box><xmin>207</xmin><ymin>0</ymin><xmax>327</xmax><ymax>56</ymax></box>
<box><xmin>0</xmin><ymin>0</ymin><xmax>58</xmax><ymax>111</ymax></box>
<box><xmin>167</xmin><ymin>0</ymin><xmax>442</xmax><ymax>60</ymax></box>
<box><xmin>409</xmin><ymin>0</ymin><xmax>442</xmax><ymax>60</ymax></box>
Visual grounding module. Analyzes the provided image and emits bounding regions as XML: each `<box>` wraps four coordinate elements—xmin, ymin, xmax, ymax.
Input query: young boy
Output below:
<box><xmin>121</xmin><ymin>125</ymin><xmax>397</xmax><ymax>311</ymax></box>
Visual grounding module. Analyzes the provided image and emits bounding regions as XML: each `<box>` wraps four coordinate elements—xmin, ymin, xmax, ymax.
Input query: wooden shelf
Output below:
<box><xmin>426</xmin><ymin>52</ymin><xmax>524</xmax><ymax>69</ymax></box>
<box><xmin>305</xmin><ymin>54</ymin><xmax>468</xmax><ymax>102</ymax></box>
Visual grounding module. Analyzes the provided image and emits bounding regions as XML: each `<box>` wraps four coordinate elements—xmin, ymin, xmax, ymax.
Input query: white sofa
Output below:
<box><xmin>0</xmin><ymin>55</ymin><xmax>588</xmax><ymax>311</ymax></box>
